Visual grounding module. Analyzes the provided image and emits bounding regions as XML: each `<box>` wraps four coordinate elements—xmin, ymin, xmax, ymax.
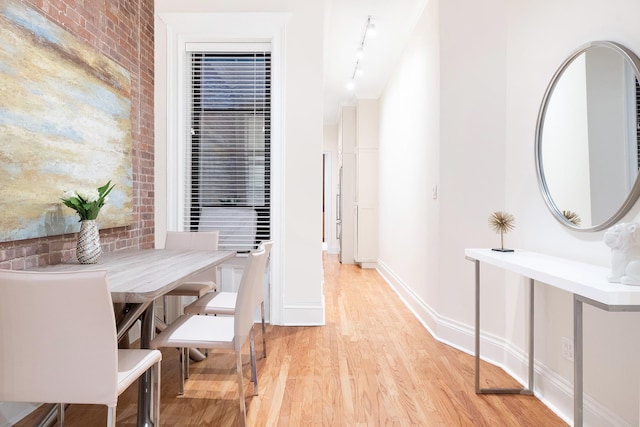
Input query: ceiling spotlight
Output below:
<box><xmin>355</xmin><ymin>47</ymin><xmax>364</xmax><ymax>60</ymax></box>
<box><xmin>346</xmin><ymin>80</ymin><xmax>355</xmax><ymax>91</ymax></box>
<box><xmin>367</xmin><ymin>20</ymin><xmax>376</xmax><ymax>37</ymax></box>
<box><xmin>355</xmin><ymin>67</ymin><xmax>364</xmax><ymax>77</ymax></box>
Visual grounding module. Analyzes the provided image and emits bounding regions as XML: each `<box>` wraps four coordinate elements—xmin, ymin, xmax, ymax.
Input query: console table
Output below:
<box><xmin>465</xmin><ymin>248</ymin><xmax>640</xmax><ymax>427</ymax></box>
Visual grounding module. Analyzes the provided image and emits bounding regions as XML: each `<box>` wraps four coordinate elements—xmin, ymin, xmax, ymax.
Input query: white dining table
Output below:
<box><xmin>33</xmin><ymin>248</ymin><xmax>235</xmax><ymax>302</ymax></box>
<box><xmin>31</xmin><ymin>248</ymin><xmax>237</xmax><ymax>427</ymax></box>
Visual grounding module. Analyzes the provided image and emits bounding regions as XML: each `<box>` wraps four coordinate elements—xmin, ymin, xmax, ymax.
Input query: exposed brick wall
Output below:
<box><xmin>0</xmin><ymin>0</ymin><xmax>155</xmax><ymax>269</ymax></box>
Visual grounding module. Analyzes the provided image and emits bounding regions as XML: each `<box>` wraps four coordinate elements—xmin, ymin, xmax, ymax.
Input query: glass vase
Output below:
<box><xmin>77</xmin><ymin>220</ymin><xmax>102</xmax><ymax>264</ymax></box>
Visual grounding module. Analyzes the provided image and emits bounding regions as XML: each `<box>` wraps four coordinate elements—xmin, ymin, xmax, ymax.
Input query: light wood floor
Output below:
<box><xmin>16</xmin><ymin>254</ymin><xmax>566</xmax><ymax>426</ymax></box>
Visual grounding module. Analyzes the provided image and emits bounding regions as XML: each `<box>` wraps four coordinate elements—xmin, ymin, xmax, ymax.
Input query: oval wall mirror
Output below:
<box><xmin>536</xmin><ymin>41</ymin><xmax>640</xmax><ymax>231</ymax></box>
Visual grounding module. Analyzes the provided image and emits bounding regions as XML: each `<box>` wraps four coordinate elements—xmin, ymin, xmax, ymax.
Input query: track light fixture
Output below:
<box><xmin>347</xmin><ymin>15</ymin><xmax>375</xmax><ymax>91</ymax></box>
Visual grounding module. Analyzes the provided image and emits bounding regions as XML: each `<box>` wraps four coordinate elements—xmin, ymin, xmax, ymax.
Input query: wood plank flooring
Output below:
<box><xmin>15</xmin><ymin>254</ymin><xmax>566</xmax><ymax>426</ymax></box>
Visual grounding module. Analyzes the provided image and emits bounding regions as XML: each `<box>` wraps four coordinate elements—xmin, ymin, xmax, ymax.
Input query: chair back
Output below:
<box><xmin>259</xmin><ymin>240</ymin><xmax>273</xmax><ymax>261</ymax></box>
<box><xmin>233</xmin><ymin>246</ymin><xmax>268</xmax><ymax>351</ymax></box>
<box><xmin>165</xmin><ymin>231</ymin><xmax>220</xmax><ymax>251</ymax></box>
<box><xmin>0</xmin><ymin>269</ymin><xmax>119</xmax><ymax>406</ymax></box>
<box><xmin>165</xmin><ymin>231</ymin><xmax>220</xmax><ymax>284</ymax></box>
<box><xmin>252</xmin><ymin>240</ymin><xmax>273</xmax><ymax>309</ymax></box>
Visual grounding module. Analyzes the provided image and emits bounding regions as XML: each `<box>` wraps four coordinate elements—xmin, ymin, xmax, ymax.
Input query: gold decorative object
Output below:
<box><xmin>489</xmin><ymin>211</ymin><xmax>515</xmax><ymax>252</ymax></box>
<box><xmin>562</xmin><ymin>210</ymin><xmax>581</xmax><ymax>226</ymax></box>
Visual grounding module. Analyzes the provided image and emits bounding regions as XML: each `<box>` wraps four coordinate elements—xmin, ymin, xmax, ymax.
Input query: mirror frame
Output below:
<box><xmin>535</xmin><ymin>40</ymin><xmax>640</xmax><ymax>231</ymax></box>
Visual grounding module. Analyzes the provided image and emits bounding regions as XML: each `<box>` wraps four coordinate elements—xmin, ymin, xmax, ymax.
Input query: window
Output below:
<box><xmin>185</xmin><ymin>48</ymin><xmax>271</xmax><ymax>252</ymax></box>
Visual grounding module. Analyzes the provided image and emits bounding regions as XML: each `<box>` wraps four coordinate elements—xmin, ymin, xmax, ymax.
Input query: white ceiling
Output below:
<box><xmin>323</xmin><ymin>0</ymin><xmax>428</xmax><ymax>124</ymax></box>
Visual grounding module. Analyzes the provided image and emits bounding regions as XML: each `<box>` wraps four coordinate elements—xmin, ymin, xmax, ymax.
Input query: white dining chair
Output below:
<box><xmin>0</xmin><ymin>269</ymin><xmax>162</xmax><ymax>427</ymax></box>
<box><xmin>150</xmin><ymin>244</ymin><xmax>268</xmax><ymax>427</ymax></box>
<box><xmin>164</xmin><ymin>230</ymin><xmax>220</xmax><ymax>299</ymax></box>
<box><xmin>184</xmin><ymin>240</ymin><xmax>273</xmax><ymax>358</ymax></box>
<box><xmin>159</xmin><ymin>230</ymin><xmax>222</xmax><ymax>370</ymax></box>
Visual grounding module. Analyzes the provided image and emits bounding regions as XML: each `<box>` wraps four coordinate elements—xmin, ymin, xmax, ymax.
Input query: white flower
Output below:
<box><xmin>77</xmin><ymin>188</ymin><xmax>100</xmax><ymax>203</ymax></box>
<box><xmin>62</xmin><ymin>190</ymin><xmax>77</xmax><ymax>201</ymax></box>
<box><xmin>61</xmin><ymin>180</ymin><xmax>115</xmax><ymax>221</ymax></box>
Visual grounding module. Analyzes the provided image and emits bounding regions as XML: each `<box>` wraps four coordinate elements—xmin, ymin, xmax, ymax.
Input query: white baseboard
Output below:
<box><xmin>357</xmin><ymin>261</ymin><xmax>377</xmax><ymax>269</ymax></box>
<box><xmin>282</xmin><ymin>297</ymin><xmax>325</xmax><ymax>326</ymax></box>
<box><xmin>376</xmin><ymin>259</ymin><xmax>631</xmax><ymax>427</ymax></box>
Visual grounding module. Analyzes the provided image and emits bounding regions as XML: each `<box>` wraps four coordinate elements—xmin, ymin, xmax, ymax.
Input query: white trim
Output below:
<box><xmin>376</xmin><ymin>258</ymin><xmax>630</xmax><ymax>427</ymax></box>
<box><xmin>268</xmin><ymin>24</ymin><xmax>286</xmax><ymax>325</ymax></box>
<box><xmin>282</xmin><ymin>299</ymin><xmax>326</xmax><ymax>326</ymax></box>
<box><xmin>169</xmin><ymin>32</ymin><xmax>181</xmax><ymax>232</ymax></box>
<box><xmin>156</xmin><ymin>12</ymin><xmax>289</xmax><ymax>324</ymax></box>
<box><xmin>185</xmin><ymin>42</ymin><xmax>271</xmax><ymax>52</ymax></box>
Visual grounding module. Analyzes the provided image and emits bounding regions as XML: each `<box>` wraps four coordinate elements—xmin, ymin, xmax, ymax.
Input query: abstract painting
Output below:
<box><xmin>0</xmin><ymin>0</ymin><xmax>133</xmax><ymax>242</ymax></box>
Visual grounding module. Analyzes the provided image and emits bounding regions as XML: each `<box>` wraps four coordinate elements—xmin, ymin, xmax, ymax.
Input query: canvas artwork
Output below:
<box><xmin>0</xmin><ymin>0</ymin><xmax>133</xmax><ymax>242</ymax></box>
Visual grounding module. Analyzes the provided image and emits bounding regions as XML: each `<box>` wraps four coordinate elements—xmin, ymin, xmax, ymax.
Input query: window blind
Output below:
<box><xmin>185</xmin><ymin>50</ymin><xmax>271</xmax><ymax>252</ymax></box>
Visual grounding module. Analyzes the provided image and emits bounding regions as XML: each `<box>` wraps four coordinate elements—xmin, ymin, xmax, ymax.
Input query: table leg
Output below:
<box><xmin>34</xmin><ymin>404</ymin><xmax>57</xmax><ymax>427</ymax></box>
<box><xmin>528</xmin><ymin>278</ymin><xmax>535</xmax><ymax>389</ymax></box>
<box><xmin>137</xmin><ymin>300</ymin><xmax>156</xmax><ymax>427</ymax></box>
<box><xmin>473</xmin><ymin>258</ymin><xmax>534</xmax><ymax>394</ymax></box>
<box><xmin>475</xmin><ymin>259</ymin><xmax>481</xmax><ymax>393</ymax></box>
<box><xmin>116</xmin><ymin>302</ymin><xmax>150</xmax><ymax>343</ymax></box>
<box><xmin>574</xmin><ymin>294</ymin><xmax>583</xmax><ymax>427</ymax></box>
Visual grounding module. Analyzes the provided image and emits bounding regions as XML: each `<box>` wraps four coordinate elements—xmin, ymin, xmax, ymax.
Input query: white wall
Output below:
<box><xmin>377</xmin><ymin>0</ymin><xmax>640</xmax><ymax>425</ymax></box>
<box><xmin>507</xmin><ymin>0</ymin><xmax>640</xmax><ymax>423</ymax></box>
<box><xmin>154</xmin><ymin>0</ymin><xmax>326</xmax><ymax>326</ymax></box>
<box><xmin>378</xmin><ymin>0</ymin><xmax>509</xmax><ymax>339</ymax></box>
<box><xmin>377</xmin><ymin>0</ymin><xmax>442</xmax><ymax>333</ymax></box>
<box><xmin>438</xmin><ymin>0</ymin><xmax>509</xmax><ymax>342</ymax></box>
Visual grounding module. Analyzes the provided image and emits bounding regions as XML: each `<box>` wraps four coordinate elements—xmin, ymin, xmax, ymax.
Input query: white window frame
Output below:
<box><xmin>157</xmin><ymin>12</ymin><xmax>287</xmax><ymax>325</ymax></box>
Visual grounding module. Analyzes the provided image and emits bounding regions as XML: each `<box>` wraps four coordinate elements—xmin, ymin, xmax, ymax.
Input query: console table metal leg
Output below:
<box><xmin>475</xmin><ymin>259</ymin><xmax>481</xmax><ymax>393</ymax></box>
<box><xmin>574</xmin><ymin>294</ymin><xmax>583</xmax><ymax>427</ymax></box>
<box><xmin>571</xmin><ymin>295</ymin><xmax>640</xmax><ymax>427</ymax></box>
<box><xmin>528</xmin><ymin>278</ymin><xmax>535</xmax><ymax>389</ymax></box>
<box><xmin>473</xmin><ymin>258</ymin><xmax>534</xmax><ymax>395</ymax></box>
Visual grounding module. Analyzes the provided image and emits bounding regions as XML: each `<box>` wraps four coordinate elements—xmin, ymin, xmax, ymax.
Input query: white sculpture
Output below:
<box><xmin>604</xmin><ymin>222</ymin><xmax>640</xmax><ymax>285</ymax></box>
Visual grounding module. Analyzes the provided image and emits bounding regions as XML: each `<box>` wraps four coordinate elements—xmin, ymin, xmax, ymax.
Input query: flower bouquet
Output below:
<box><xmin>61</xmin><ymin>181</ymin><xmax>115</xmax><ymax>221</ymax></box>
